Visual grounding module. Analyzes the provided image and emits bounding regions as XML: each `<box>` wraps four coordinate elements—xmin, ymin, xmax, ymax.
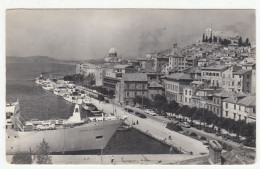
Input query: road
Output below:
<box><xmin>91</xmin><ymin>99</ymin><xmax>209</xmax><ymax>155</ymax></box>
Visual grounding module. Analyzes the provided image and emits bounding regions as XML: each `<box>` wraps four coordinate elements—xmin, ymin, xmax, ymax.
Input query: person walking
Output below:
<box><xmin>169</xmin><ymin>147</ymin><xmax>173</xmax><ymax>155</ymax></box>
<box><xmin>136</xmin><ymin>120</ymin><xmax>139</xmax><ymax>125</ymax></box>
<box><xmin>111</xmin><ymin>155</ymin><xmax>114</xmax><ymax>164</ymax></box>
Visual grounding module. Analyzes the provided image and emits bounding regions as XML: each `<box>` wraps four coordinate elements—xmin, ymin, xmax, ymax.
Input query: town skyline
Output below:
<box><xmin>6</xmin><ymin>9</ymin><xmax>255</xmax><ymax>60</ymax></box>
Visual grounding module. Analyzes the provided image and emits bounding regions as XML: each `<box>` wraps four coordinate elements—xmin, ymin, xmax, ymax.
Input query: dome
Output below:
<box><xmin>109</xmin><ymin>48</ymin><xmax>117</xmax><ymax>54</ymax></box>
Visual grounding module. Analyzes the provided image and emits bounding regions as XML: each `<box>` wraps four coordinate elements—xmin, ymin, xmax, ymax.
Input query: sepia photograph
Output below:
<box><xmin>2</xmin><ymin>1</ymin><xmax>257</xmax><ymax>166</ymax></box>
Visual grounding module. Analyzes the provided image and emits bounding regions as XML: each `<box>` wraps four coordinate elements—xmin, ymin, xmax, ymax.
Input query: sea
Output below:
<box><xmin>6</xmin><ymin>62</ymin><xmax>175</xmax><ymax>155</ymax></box>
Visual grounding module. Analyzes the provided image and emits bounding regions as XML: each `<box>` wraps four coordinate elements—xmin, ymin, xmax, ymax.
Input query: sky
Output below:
<box><xmin>6</xmin><ymin>9</ymin><xmax>255</xmax><ymax>60</ymax></box>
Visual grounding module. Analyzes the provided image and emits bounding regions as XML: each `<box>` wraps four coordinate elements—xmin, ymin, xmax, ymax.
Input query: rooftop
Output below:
<box><xmin>113</xmin><ymin>64</ymin><xmax>133</xmax><ymax>69</ymax></box>
<box><xmin>148</xmin><ymin>81</ymin><xmax>163</xmax><ymax>88</ymax></box>
<box><xmin>165</xmin><ymin>73</ymin><xmax>191</xmax><ymax>81</ymax></box>
<box><xmin>233</xmin><ymin>69</ymin><xmax>251</xmax><ymax>75</ymax></box>
<box><xmin>201</xmin><ymin>65</ymin><xmax>229</xmax><ymax>71</ymax></box>
<box><xmin>122</xmin><ymin>73</ymin><xmax>148</xmax><ymax>82</ymax></box>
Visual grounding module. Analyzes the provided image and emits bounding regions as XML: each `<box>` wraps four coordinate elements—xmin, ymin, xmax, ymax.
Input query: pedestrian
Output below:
<box><xmin>111</xmin><ymin>155</ymin><xmax>114</xmax><ymax>164</ymax></box>
<box><xmin>136</xmin><ymin>120</ymin><xmax>139</xmax><ymax>125</ymax></box>
<box><xmin>169</xmin><ymin>147</ymin><xmax>173</xmax><ymax>154</ymax></box>
<box><xmin>168</xmin><ymin>135</ymin><xmax>172</xmax><ymax>140</ymax></box>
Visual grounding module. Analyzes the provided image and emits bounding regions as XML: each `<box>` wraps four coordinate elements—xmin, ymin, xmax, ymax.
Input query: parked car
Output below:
<box><xmin>145</xmin><ymin>109</ymin><xmax>157</xmax><ymax>116</ymax></box>
<box><xmin>135</xmin><ymin>112</ymin><xmax>147</xmax><ymax>118</ymax></box>
<box><xmin>181</xmin><ymin>122</ymin><xmax>191</xmax><ymax>128</ymax></box>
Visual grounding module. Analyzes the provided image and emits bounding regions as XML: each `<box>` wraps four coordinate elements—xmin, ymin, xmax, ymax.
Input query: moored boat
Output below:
<box><xmin>6</xmin><ymin>102</ymin><xmax>126</xmax><ymax>154</ymax></box>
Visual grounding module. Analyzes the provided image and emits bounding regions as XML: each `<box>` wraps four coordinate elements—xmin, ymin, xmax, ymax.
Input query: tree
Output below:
<box><xmin>205</xmin><ymin>36</ymin><xmax>208</xmax><ymax>42</ymax></box>
<box><xmin>11</xmin><ymin>152</ymin><xmax>32</xmax><ymax>164</ymax></box>
<box><xmin>238</xmin><ymin>36</ymin><xmax>243</xmax><ymax>47</ymax></box>
<box><xmin>153</xmin><ymin>94</ymin><xmax>167</xmax><ymax>111</ymax></box>
<box><xmin>209</xmin><ymin>37</ymin><xmax>212</xmax><ymax>43</ymax></box>
<box><xmin>133</xmin><ymin>96</ymin><xmax>142</xmax><ymax>105</ymax></box>
<box><xmin>202</xmin><ymin>34</ymin><xmax>205</xmax><ymax>42</ymax></box>
<box><xmin>34</xmin><ymin>139</ymin><xmax>52</xmax><ymax>164</ymax></box>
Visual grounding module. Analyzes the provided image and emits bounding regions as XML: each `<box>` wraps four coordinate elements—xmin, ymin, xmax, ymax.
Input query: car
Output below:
<box><xmin>181</xmin><ymin>122</ymin><xmax>191</xmax><ymax>128</ymax></box>
<box><xmin>202</xmin><ymin>140</ymin><xmax>209</xmax><ymax>145</ymax></box>
<box><xmin>145</xmin><ymin>109</ymin><xmax>157</xmax><ymax>116</ymax></box>
<box><xmin>135</xmin><ymin>112</ymin><xmax>147</xmax><ymax>118</ymax></box>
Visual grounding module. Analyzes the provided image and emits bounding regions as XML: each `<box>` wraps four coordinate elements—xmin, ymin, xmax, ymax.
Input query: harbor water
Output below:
<box><xmin>6</xmin><ymin>62</ymin><xmax>175</xmax><ymax>155</ymax></box>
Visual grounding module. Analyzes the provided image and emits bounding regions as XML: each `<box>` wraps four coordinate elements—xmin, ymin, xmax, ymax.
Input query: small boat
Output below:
<box><xmin>117</xmin><ymin>124</ymin><xmax>132</xmax><ymax>131</ymax></box>
<box><xmin>42</xmin><ymin>83</ymin><xmax>54</xmax><ymax>91</ymax></box>
<box><xmin>90</xmin><ymin>110</ymin><xmax>102</xmax><ymax>116</ymax></box>
<box><xmin>53</xmin><ymin>86</ymin><xmax>68</xmax><ymax>96</ymax></box>
<box><xmin>63</xmin><ymin>92</ymin><xmax>82</xmax><ymax>104</ymax></box>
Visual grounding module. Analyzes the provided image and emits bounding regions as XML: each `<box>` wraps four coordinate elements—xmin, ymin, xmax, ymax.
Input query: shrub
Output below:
<box><xmin>200</xmin><ymin>136</ymin><xmax>207</xmax><ymax>140</ymax></box>
<box><xmin>190</xmin><ymin>132</ymin><xmax>197</xmax><ymax>137</ymax></box>
<box><xmin>11</xmin><ymin>152</ymin><xmax>32</xmax><ymax>164</ymax></box>
<box><xmin>166</xmin><ymin>123</ymin><xmax>183</xmax><ymax>132</ymax></box>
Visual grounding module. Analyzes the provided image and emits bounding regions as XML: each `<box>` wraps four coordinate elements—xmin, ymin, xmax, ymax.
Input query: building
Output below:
<box><xmin>104</xmin><ymin>48</ymin><xmax>120</xmax><ymax>63</ymax></box>
<box><xmin>148</xmin><ymin>81</ymin><xmax>164</xmax><ymax>100</ymax></box>
<box><xmin>168</xmin><ymin>55</ymin><xmax>188</xmax><ymax>71</ymax></box>
<box><xmin>201</xmin><ymin>65</ymin><xmax>229</xmax><ymax>88</ymax></box>
<box><xmin>103</xmin><ymin>64</ymin><xmax>137</xmax><ymax>92</ymax></box>
<box><xmin>115</xmin><ymin>73</ymin><xmax>148</xmax><ymax>105</ymax></box>
<box><xmin>206</xmin><ymin>91</ymin><xmax>238</xmax><ymax>117</ymax></box>
<box><xmin>222</xmin><ymin>67</ymin><xmax>252</xmax><ymax>93</ymax></box>
<box><xmin>191</xmin><ymin>88</ymin><xmax>219</xmax><ymax>109</ymax></box>
<box><xmin>152</xmin><ymin>56</ymin><xmax>169</xmax><ymax>72</ymax></box>
<box><xmin>182</xmin><ymin>86</ymin><xmax>193</xmax><ymax>107</ymax></box>
<box><xmin>164</xmin><ymin>73</ymin><xmax>193</xmax><ymax>104</ymax></box>
<box><xmin>222</xmin><ymin>95</ymin><xmax>255</xmax><ymax>123</ymax></box>
<box><xmin>76</xmin><ymin>63</ymin><xmax>100</xmax><ymax>76</ymax></box>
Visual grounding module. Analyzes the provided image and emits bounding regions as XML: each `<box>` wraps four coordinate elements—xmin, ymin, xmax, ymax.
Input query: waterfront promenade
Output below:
<box><xmin>91</xmin><ymin>99</ymin><xmax>209</xmax><ymax>155</ymax></box>
<box><xmin>6</xmin><ymin>154</ymin><xmax>207</xmax><ymax>164</ymax></box>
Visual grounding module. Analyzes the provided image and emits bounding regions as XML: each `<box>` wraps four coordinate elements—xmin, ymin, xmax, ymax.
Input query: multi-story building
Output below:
<box><xmin>164</xmin><ymin>73</ymin><xmax>193</xmax><ymax>104</ymax></box>
<box><xmin>191</xmin><ymin>88</ymin><xmax>219</xmax><ymax>109</ymax></box>
<box><xmin>103</xmin><ymin>64</ymin><xmax>137</xmax><ymax>92</ymax></box>
<box><xmin>168</xmin><ymin>55</ymin><xmax>188</xmax><ymax>71</ymax></box>
<box><xmin>222</xmin><ymin>67</ymin><xmax>252</xmax><ymax>93</ymax></box>
<box><xmin>148</xmin><ymin>81</ymin><xmax>164</xmax><ymax>100</ymax></box>
<box><xmin>152</xmin><ymin>56</ymin><xmax>169</xmax><ymax>72</ymax></box>
<box><xmin>182</xmin><ymin>86</ymin><xmax>193</xmax><ymax>107</ymax></box>
<box><xmin>201</xmin><ymin>65</ymin><xmax>229</xmax><ymax>88</ymax></box>
<box><xmin>222</xmin><ymin>95</ymin><xmax>256</xmax><ymax>123</ymax></box>
<box><xmin>206</xmin><ymin>91</ymin><xmax>238</xmax><ymax>117</ymax></box>
<box><xmin>115</xmin><ymin>73</ymin><xmax>148</xmax><ymax>105</ymax></box>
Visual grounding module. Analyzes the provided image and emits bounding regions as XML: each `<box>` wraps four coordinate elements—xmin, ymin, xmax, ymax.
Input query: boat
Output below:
<box><xmin>6</xmin><ymin>101</ymin><xmax>125</xmax><ymax>154</ymax></box>
<box><xmin>42</xmin><ymin>83</ymin><xmax>54</xmax><ymax>91</ymax></box>
<box><xmin>63</xmin><ymin>92</ymin><xmax>82</xmax><ymax>104</ymax></box>
<box><xmin>82</xmin><ymin>97</ymin><xmax>96</xmax><ymax>111</ymax></box>
<box><xmin>53</xmin><ymin>86</ymin><xmax>68</xmax><ymax>97</ymax></box>
<box><xmin>117</xmin><ymin>124</ymin><xmax>132</xmax><ymax>131</ymax></box>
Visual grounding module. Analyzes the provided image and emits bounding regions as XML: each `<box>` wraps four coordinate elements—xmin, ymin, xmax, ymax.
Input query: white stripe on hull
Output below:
<box><xmin>6</xmin><ymin>119</ymin><xmax>123</xmax><ymax>154</ymax></box>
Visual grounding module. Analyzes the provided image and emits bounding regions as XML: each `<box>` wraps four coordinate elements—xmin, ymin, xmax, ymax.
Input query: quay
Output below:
<box><xmin>91</xmin><ymin>99</ymin><xmax>209</xmax><ymax>155</ymax></box>
<box><xmin>6</xmin><ymin>154</ymin><xmax>207</xmax><ymax>164</ymax></box>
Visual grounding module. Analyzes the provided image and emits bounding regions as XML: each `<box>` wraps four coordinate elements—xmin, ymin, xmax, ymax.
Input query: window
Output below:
<box><xmin>126</xmin><ymin>92</ymin><xmax>129</xmax><ymax>96</ymax></box>
<box><xmin>247</xmin><ymin>82</ymin><xmax>249</xmax><ymax>88</ymax></box>
<box><xmin>96</xmin><ymin>136</ymin><xmax>103</xmax><ymax>139</ymax></box>
<box><xmin>127</xmin><ymin>85</ymin><xmax>130</xmax><ymax>89</ymax></box>
<box><xmin>234</xmin><ymin>104</ymin><xmax>236</xmax><ymax>110</ymax></box>
<box><xmin>247</xmin><ymin>74</ymin><xmax>250</xmax><ymax>79</ymax></box>
<box><xmin>189</xmin><ymin>98</ymin><xmax>191</xmax><ymax>103</ymax></box>
<box><xmin>217</xmin><ymin>108</ymin><xmax>219</xmax><ymax>114</ymax></box>
<box><xmin>216</xmin><ymin>73</ymin><xmax>219</xmax><ymax>76</ymax></box>
<box><xmin>239</xmin><ymin>115</ymin><xmax>241</xmax><ymax>120</ymax></box>
<box><xmin>226</xmin><ymin>103</ymin><xmax>228</xmax><ymax>109</ymax></box>
<box><xmin>232</xmin><ymin>75</ymin><xmax>235</xmax><ymax>78</ymax></box>
<box><xmin>189</xmin><ymin>91</ymin><xmax>191</xmax><ymax>95</ymax></box>
<box><xmin>232</xmin><ymin>81</ymin><xmax>234</xmax><ymax>86</ymax></box>
<box><xmin>234</xmin><ymin>113</ymin><xmax>236</xmax><ymax>119</ymax></box>
<box><xmin>226</xmin><ymin>111</ymin><xmax>228</xmax><ymax>117</ymax></box>
<box><xmin>239</xmin><ymin>106</ymin><xmax>241</xmax><ymax>111</ymax></box>
<box><xmin>185</xmin><ymin>90</ymin><xmax>187</xmax><ymax>95</ymax></box>
<box><xmin>185</xmin><ymin>97</ymin><xmax>187</xmax><ymax>102</ymax></box>
<box><xmin>239</xmin><ymin>75</ymin><xmax>241</xmax><ymax>78</ymax></box>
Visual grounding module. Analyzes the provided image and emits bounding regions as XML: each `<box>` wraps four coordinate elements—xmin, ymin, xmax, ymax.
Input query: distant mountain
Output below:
<box><xmin>6</xmin><ymin>56</ymin><xmax>78</xmax><ymax>65</ymax></box>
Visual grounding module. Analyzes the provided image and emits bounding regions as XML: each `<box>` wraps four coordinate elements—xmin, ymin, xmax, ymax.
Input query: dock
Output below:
<box><xmin>91</xmin><ymin>99</ymin><xmax>209</xmax><ymax>155</ymax></box>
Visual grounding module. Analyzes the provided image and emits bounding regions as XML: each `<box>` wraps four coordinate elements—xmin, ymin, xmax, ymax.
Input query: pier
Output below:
<box><xmin>91</xmin><ymin>99</ymin><xmax>209</xmax><ymax>155</ymax></box>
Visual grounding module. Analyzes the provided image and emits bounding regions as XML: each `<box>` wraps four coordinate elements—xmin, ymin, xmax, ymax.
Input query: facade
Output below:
<box><xmin>182</xmin><ymin>86</ymin><xmax>193</xmax><ymax>107</ymax></box>
<box><xmin>115</xmin><ymin>73</ymin><xmax>148</xmax><ymax>105</ymax></box>
<box><xmin>152</xmin><ymin>56</ymin><xmax>169</xmax><ymax>72</ymax></box>
<box><xmin>164</xmin><ymin>73</ymin><xmax>193</xmax><ymax>104</ymax></box>
<box><xmin>222</xmin><ymin>95</ymin><xmax>256</xmax><ymax>123</ymax></box>
<box><xmin>168</xmin><ymin>55</ymin><xmax>188</xmax><ymax>71</ymax></box>
<box><xmin>206</xmin><ymin>91</ymin><xmax>237</xmax><ymax>117</ymax></box>
<box><xmin>148</xmin><ymin>81</ymin><xmax>164</xmax><ymax>100</ymax></box>
<box><xmin>201</xmin><ymin>65</ymin><xmax>229</xmax><ymax>88</ymax></box>
<box><xmin>222</xmin><ymin>67</ymin><xmax>252</xmax><ymax>93</ymax></box>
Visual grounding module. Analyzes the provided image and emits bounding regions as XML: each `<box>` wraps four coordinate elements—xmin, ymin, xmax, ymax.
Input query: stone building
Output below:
<box><xmin>115</xmin><ymin>73</ymin><xmax>148</xmax><ymax>105</ymax></box>
<box><xmin>148</xmin><ymin>81</ymin><xmax>164</xmax><ymax>100</ymax></box>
